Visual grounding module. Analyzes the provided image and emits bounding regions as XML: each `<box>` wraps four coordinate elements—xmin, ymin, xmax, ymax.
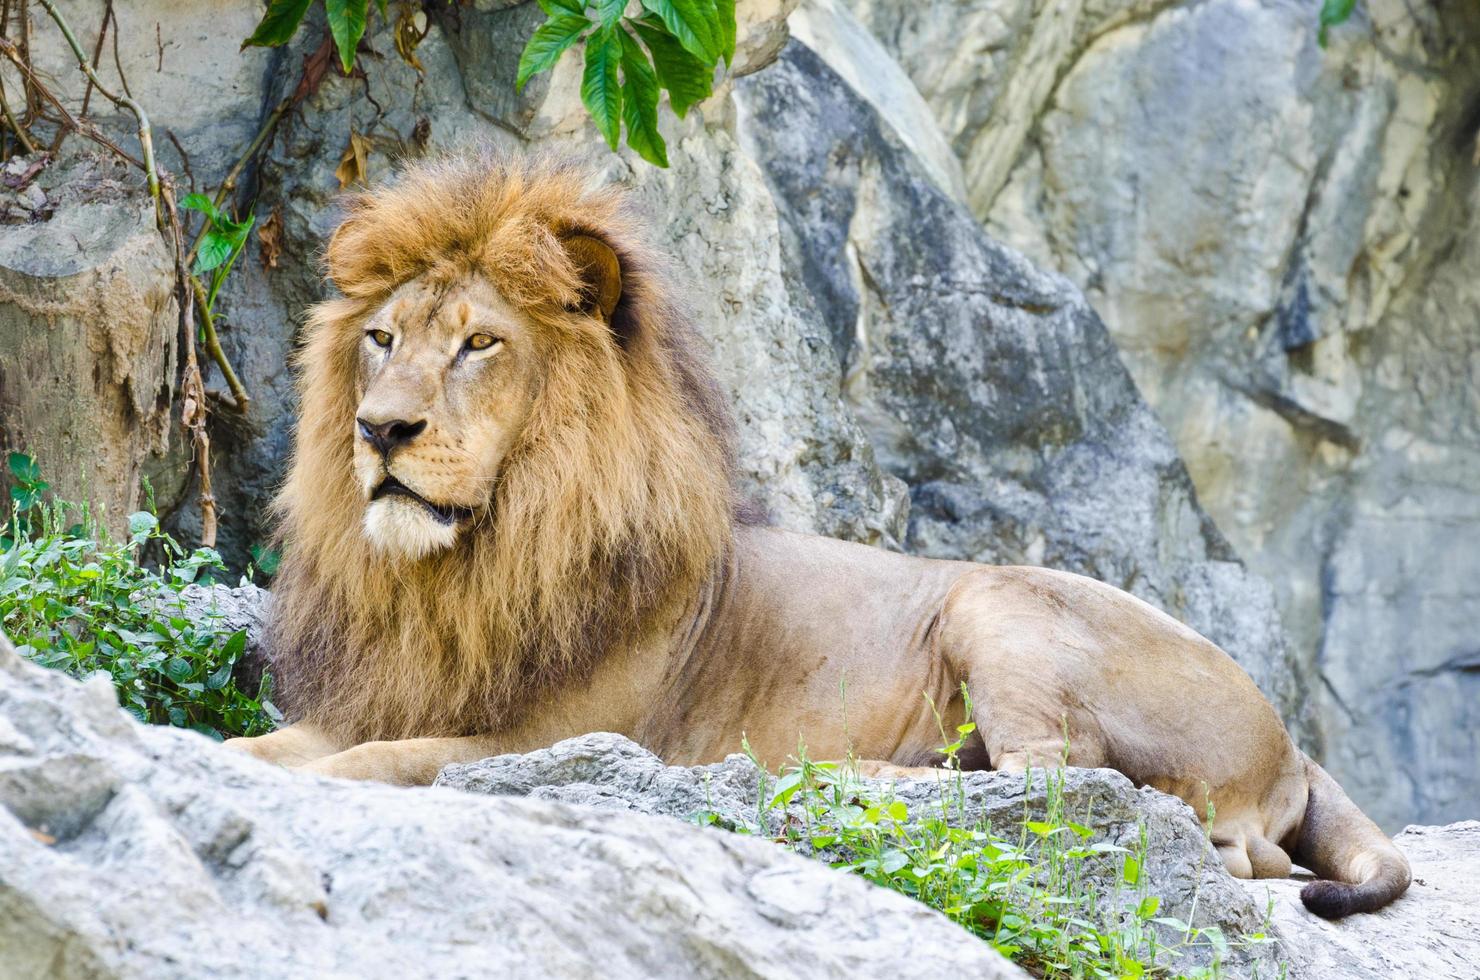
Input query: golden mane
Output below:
<box><xmin>269</xmin><ymin>153</ymin><xmax>737</xmax><ymax>743</ymax></box>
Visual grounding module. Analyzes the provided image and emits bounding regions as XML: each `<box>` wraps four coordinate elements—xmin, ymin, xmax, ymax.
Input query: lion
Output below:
<box><xmin>227</xmin><ymin>153</ymin><xmax>1409</xmax><ymax>918</ymax></box>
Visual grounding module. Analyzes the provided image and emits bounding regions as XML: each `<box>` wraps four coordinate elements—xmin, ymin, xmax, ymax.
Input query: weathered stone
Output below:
<box><xmin>439</xmin><ymin>732</ymin><xmax>1274</xmax><ymax>978</ymax></box>
<box><xmin>734</xmin><ymin>41</ymin><xmax>1310</xmax><ymax>734</ymax></box>
<box><xmin>0</xmin><ymin>151</ymin><xmax>176</xmax><ymax>537</ymax></box>
<box><xmin>0</xmin><ymin>631</ymin><xmax>1026</xmax><ymax>979</ymax></box>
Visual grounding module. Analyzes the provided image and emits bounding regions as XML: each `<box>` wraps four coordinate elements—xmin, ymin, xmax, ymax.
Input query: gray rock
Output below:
<box><xmin>0</xmin><ymin>631</ymin><xmax>1025</xmax><ymax>979</ymax></box>
<box><xmin>733</xmin><ymin>42</ymin><xmax>1310</xmax><ymax>735</ymax></box>
<box><xmin>440</xmin><ymin>732</ymin><xmax>1284</xmax><ymax>978</ymax></box>
<box><xmin>1239</xmin><ymin>821</ymin><xmax>1480</xmax><ymax>979</ymax></box>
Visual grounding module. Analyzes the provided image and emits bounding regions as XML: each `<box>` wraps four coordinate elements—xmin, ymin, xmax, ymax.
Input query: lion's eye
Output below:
<box><xmin>465</xmin><ymin>333</ymin><xmax>500</xmax><ymax>352</ymax></box>
<box><xmin>367</xmin><ymin>329</ymin><xmax>393</xmax><ymax>349</ymax></box>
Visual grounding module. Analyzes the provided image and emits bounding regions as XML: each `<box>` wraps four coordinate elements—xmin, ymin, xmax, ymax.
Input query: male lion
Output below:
<box><xmin>228</xmin><ymin>154</ymin><xmax>1408</xmax><ymax>918</ymax></box>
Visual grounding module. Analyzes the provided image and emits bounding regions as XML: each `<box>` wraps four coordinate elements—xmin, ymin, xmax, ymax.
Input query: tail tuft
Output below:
<box><xmin>1299</xmin><ymin>879</ymin><xmax>1360</xmax><ymax>919</ymax></box>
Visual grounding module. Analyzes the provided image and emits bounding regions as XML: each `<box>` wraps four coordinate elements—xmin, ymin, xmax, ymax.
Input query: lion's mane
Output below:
<box><xmin>269</xmin><ymin>153</ymin><xmax>737</xmax><ymax>743</ymax></box>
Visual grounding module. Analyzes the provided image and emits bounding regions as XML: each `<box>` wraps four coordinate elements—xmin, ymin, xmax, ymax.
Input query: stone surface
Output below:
<box><xmin>441</xmin><ymin>733</ymin><xmax>1283</xmax><ymax>978</ymax></box>
<box><xmin>1239</xmin><ymin>821</ymin><xmax>1480</xmax><ymax>979</ymax></box>
<box><xmin>0</xmin><ymin>630</ymin><xmax>1024</xmax><ymax>979</ymax></box>
<box><xmin>851</xmin><ymin>0</ymin><xmax>1480</xmax><ymax>829</ymax></box>
<box><xmin>0</xmin><ymin>151</ymin><xmax>176</xmax><ymax>537</ymax></box>
<box><xmin>735</xmin><ymin>41</ymin><xmax>1309</xmax><ymax>733</ymax></box>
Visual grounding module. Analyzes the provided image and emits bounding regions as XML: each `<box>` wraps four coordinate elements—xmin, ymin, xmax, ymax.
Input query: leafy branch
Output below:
<box><xmin>1318</xmin><ymin>0</ymin><xmax>1356</xmax><ymax>48</ymax></box>
<box><xmin>241</xmin><ymin>0</ymin><xmax>738</xmax><ymax>168</ymax></box>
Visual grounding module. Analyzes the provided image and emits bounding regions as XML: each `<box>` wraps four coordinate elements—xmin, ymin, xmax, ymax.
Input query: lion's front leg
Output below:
<box><xmin>223</xmin><ymin>722</ymin><xmax>345</xmax><ymax>767</ymax></box>
<box><xmin>296</xmin><ymin>735</ymin><xmax>507</xmax><ymax>786</ymax></box>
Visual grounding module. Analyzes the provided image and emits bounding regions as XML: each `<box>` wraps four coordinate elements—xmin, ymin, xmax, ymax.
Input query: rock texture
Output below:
<box><xmin>735</xmin><ymin>37</ymin><xmax>1307</xmax><ymax>729</ymax></box>
<box><xmin>0</xmin><ymin>152</ymin><xmax>176</xmax><ymax>536</ymax></box>
<box><xmin>439</xmin><ymin>733</ymin><xmax>1285</xmax><ymax>980</ymax></box>
<box><xmin>1239</xmin><ymin>821</ymin><xmax>1480</xmax><ymax>979</ymax></box>
<box><xmin>0</xmin><ymin>630</ymin><xmax>1024</xmax><ymax>979</ymax></box>
<box><xmin>852</xmin><ymin>0</ymin><xmax>1480</xmax><ymax>828</ymax></box>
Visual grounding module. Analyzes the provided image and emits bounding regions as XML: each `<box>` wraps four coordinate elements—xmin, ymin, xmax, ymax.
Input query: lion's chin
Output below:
<box><xmin>363</xmin><ymin>497</ymin><xmax>460</xmax><ymax>559</ymax></box>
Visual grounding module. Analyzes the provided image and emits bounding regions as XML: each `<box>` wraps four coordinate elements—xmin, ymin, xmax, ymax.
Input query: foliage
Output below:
<box><xmin>181</xmin><ymin>193</ymin><xmax>255</xmax><ymax>316</ymax></box>
<box><xmin>242</xmin><ymin>0</ymin><xmax>735</xmax><ymax>168</ymax></box>
<box><xmin>696</xmin><ymin>699</ymin><xmax>1278</xmax><ymax>979</ymax></box>
<box><xmin>1318</xmin><ymin>0</ymin><xmax>1357</xmax><ymax>48</ymax></box>
<box><xmin>1</xmin><ymin>453</ymin><xmax>279</xmax><ymax>740</ymax></box>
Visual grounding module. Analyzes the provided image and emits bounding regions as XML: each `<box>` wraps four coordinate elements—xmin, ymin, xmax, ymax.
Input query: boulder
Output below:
<box><xmin>0</xmin><ymin>630</ymin><xmax>1024</xmax><ymax>979</ymax></box>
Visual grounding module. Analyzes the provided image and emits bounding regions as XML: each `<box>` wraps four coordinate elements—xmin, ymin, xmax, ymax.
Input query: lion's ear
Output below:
<box><xmin>563</xmin><ymin>233</ymin><xmax>623</xmax><ymax>323</ymax></box>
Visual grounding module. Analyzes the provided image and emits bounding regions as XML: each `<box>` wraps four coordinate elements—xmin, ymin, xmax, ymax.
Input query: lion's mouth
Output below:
<box><xmin>371</xmin><ymin>476</ymin><xmax>477</xmax><ymax>526</ymax></box>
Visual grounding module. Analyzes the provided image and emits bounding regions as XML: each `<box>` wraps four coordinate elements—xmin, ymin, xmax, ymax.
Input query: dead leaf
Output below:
<box><xmin>29</xmin><ymin>828</ymin><xmax>55</xmax><ymax>845</ymax></box>
<box><xmin>410</xmin><ymin>117</ymin><xmax>431</xmax><ymax>154</ymax></box>
<box><xmin>258</xmin><ymin>207</ymin><xmax>283</xmax><ymax>270</ymax></box>
<box><xmin>335</xmin><ymin>130</ymin><xmax>371</xmax><ymax>189</ymax></box>
<box><xmin>394</xmin><ymin>5</ymin><xmax>429</xmax><ymax>73</ymax></box>
<box><xmin>293</xmin><ymin>34</ymin><xmax>336</xmax><ymax>106</ymax></box>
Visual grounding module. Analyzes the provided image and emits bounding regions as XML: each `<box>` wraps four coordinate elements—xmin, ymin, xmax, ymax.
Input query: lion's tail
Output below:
<box><xmin>1291</xmin><ymin>753</ymin><xmax>1411</xmax><ymax>918</ymax></box>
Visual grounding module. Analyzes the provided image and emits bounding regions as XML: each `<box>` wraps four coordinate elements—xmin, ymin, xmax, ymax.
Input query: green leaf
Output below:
<box><xmin>194</xmin><ymin>231</ymin><xmax>234</xmax><ymax>275</ymax></box>
<box><xmin>618</xmin><ymin>30</ymin><xmax>668</xmax><ymax>167</ymax></box>
<box><xmin>127</xmin><ymin>512</ymin><xmax>158</xmax><ymax>539</ymax></box>
<box><xmin>163</xmin><ymin>657</ymin><xmax>194</xmax><ymax>683</ymax></box>
<box><xmin>326</xmin><ymin>0</ymin><xmax>370</xmax><ymax>74</ymax></box>
<box><xmin>206</xmin><ymin>660</ymin><xmax>234</xmax><ymax>690</ymax></box>
<box><xmin>7</xmin><ymin>452</ymin><xmax>40</xmax><ymax>485</ymax></box>
<box><xmin>637</xmin><ymin>0</ymin><xmax>718</xmax><ymax>63</ymax></box>
<box><xmin>581</xmin><ymin>24</ymin><xmax>623</xmax><ymax>150</ymax></box>
<box><xmin>1137</xmin><ymin>895</ymin><xmax>1160</xmax><ymax>919</ymax></box>
<box><xmin>592</xmin><ymin>0</ymin><xmax>625</xmax><ymax>26</ymax></box>
<box><xmin>539</xmin><ymin>0</ymin><xmax>585</xmax><ymax>13</ymax></box>
<box><xmin>632</xmin><ymin>19</ymin><xmax>711</xmax><ymax>117</ymax></box>
<box><xmin>221</xmin><ymin>630</ymin><xmax>248</xmax><ymax>663</ymax></box>
<box><xmin>1122</xmin><ymin>853</ymin><xmax>1141</xmax><ymax>886</ymax></box>
<box><xmin>1318</xmin><ymin>0</ymin><xmax>1357</xmax><ymax>48</ymax></box>
<box><xmin>516</xmin><ymin>10</ymin><xmax>590</xmax><ymax>92</ymax></box>
<box><xmin>715</xmin><ymin>0</ymin><xmax>735</xmax><ymax>65</ymax></box>
<box><xmin>241</xmin><ymin>0</ymin><xmax>314</xmax><ymax>50</ymax></box>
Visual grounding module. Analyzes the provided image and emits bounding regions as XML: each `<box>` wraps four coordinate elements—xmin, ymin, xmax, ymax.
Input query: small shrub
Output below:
<box><xmin>1</xmin><ymin>453</ymin><xmax>279</xmax><ymax>740</ymax></box>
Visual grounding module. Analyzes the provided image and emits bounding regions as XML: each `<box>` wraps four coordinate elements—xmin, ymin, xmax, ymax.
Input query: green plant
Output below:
<box><xmin>1</xmin><ymin>453</ymin><xmax>279</xmax><ymax>740</ymax></box>
<box><xmin>242</xmin><ymin>0</ymin><xmax>735</xmax><ymax>168</ymax></box>
<box><xmin>181</xmin><ymin>193</ymin><xmax>255</xmax><ymax>317</ymax></box>
<box><xmin>697</xmin><ymin>696</ymin><xmax>1277</xmax><ymax>979</ymax></box>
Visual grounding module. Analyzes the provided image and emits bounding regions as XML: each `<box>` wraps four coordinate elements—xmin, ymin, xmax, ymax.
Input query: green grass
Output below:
<box><xmin>1</xmin><ymin>452</ymin><xmax>278</xmax><ymax>739</ymax></box>
<box><xmin>697</xmin><ymin>698</ymin><xmax>1281</xmax><ymax>979</ymax></box>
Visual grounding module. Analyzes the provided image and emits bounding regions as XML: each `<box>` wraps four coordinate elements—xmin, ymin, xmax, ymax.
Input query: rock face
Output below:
<box><xmin>0</xmin><ymin>630</ymin><xmax>1024</xmax><ymax>979</ymax></box>
<box><xmin>0</xmin><ymin>152</ymin><xmax>176</xmax><ymax>536</ymax></box>
<box><xmin>734</xmin><ymin>37</ymin><xmax>1307</xmax><ymax>730</ymax></box>
<box><xmin>852</xmin><ymin>0</ymin><xmax>1480</xmax><ymax>829</ymax></box>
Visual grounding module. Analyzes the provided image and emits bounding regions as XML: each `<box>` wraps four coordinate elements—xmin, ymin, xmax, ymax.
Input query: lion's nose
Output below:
<box><xmin>357</xmin><ymin>417</ymin><xmax>427</xmax><ymax>457</ymax></box>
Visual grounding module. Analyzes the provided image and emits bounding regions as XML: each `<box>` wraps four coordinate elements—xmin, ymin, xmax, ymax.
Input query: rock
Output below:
<box><xmin>733</xmin><ymin>41</ymin><xmax>1310</xmax><ymax>734</ymax></box>
<box><xmin>1239</xmin><ymin>821</ymin><xmax>1480</xmax><ymax>979</ymax></box>
<box><xmin>440</xmin><ymin>732</ymin><xmax>1284</xmax><ymax>978</ymax></box>
<box><xmin>848</xmin><ymin>0</ymin><xmax>1480</xmax><ymax>829</ymax></box>
<box><xmin>0</xmin><ymin>631</ymin><xmax>1025</xmax><ymax>979</ymax></box>
<box><xmin>0</xmin><ymin>151</ymin><xmax>176</xmax><ymax>538</ymax></box>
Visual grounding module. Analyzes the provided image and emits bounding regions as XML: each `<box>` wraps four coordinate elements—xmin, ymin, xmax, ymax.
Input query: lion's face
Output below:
<box><xmin>353</xmin><ymin>275</ymin><xmax>540</xmax><ymax>559</ymax></box>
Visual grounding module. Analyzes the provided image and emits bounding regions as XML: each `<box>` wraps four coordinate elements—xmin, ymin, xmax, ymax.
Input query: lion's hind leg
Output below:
<box><xmin>1211</xmin><ymin>828</ymin><xmax>1292</xmax><ymax>880</ymax></box>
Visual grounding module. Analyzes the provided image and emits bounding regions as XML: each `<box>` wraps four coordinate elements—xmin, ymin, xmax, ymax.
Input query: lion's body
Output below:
<box><xmin>228</xmin><ymin>153</ymin><xmax>1409</xmax><ymax>918</ymax></box>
